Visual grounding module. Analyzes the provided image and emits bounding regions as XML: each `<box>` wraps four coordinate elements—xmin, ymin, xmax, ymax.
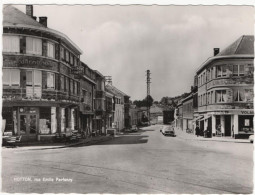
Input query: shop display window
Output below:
<box><xmin>39</xmin><ymin>107</ymin><xmax>51</xmax><ymax>134</ymax></box>
<box><xmin>238</xmin><ymin>115</ymin><xmax>254</xmax><ymax>133</ymax></box>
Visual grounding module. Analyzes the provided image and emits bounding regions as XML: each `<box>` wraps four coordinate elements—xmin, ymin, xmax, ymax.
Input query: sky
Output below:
<box><xmin>12</xmin><ymin>3</ymin><xmax>254</xmax><ymax>101</ymax></box>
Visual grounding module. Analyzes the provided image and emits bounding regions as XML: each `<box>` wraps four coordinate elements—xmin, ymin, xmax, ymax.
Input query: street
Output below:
<box><xmin>2</xmin><ymin>125</ymin><xmax>253</xmax><ymax>194</ymax></box>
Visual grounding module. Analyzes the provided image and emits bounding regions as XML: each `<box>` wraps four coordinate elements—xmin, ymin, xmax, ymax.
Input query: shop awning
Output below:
<box><xmin>193</xmin><ymin>115</ymin><xmax>203</xmax><ymax>121</ymax></box>
<box><xmin>204</xmin><ymin>115</ymin><xmax>212</xmax><ymax>120</ymax></box>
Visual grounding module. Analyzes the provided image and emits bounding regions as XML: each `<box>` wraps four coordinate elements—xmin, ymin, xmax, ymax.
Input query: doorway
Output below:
<box><xmin>224</xmin><ymin>115</ymin><xmax>231</xmax><ymax>136</ymax></box>
<box><xmin>19</xmin><ymin>114</ymin><xmax>38</xmax><ymax>136</ymax></box>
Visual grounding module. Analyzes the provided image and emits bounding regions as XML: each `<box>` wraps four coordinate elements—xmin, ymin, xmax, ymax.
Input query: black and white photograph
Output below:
<box><xmin>1</xmin><ymin>0</ymin><xmax>254</xmax><ymax>194</ymax></box>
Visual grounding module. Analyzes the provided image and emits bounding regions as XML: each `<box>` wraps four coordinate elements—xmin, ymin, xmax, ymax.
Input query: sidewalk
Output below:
<box><xmin>2</xmin><ymin>135</ymin><xmax>114</xmax><ymax>150</ymax></box>
<box><xmin>174</xmin><ymin>128</ymin><xmax>249</xmax><ymax>143</ymax></box>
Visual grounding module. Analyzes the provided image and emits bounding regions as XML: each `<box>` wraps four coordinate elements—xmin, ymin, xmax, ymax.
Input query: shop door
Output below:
<box><xmin>224</xmin><ymin>115</ymin><xmax>231</xmax><ymax>136</ymax></box>
<box><xmin>19</xmin><ymin>114</ymin><xmax>38</xmax><ymax>136</ymax></box>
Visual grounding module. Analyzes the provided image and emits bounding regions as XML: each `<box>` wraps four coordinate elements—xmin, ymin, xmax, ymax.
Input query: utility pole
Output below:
<box><xmin>146</xmin><ymin>70</ymin><xmax>151</xmax><ymax>124</ymax></box>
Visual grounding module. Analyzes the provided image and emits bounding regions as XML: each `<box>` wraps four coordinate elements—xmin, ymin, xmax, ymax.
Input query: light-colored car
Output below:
<box><xmin>160</xmin><ymin>125</ymin><xmax>176</xmax><ymax>137</ymax></box>
<box><xmin>131</xmin><ymin>125</ymin><xmax>138</xmax><ymax>132</ymax></box>
<box><xmin>249</xmin><ymin>135</ymin><xmax>254</xmax><ymax>143</ymax></box>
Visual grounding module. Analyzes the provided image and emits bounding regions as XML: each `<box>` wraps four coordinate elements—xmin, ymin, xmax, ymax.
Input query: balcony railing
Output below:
<box><xmin>3</xmin><ymin>88</ymin><xmax>80</xmax><ymax>103</ymax></box>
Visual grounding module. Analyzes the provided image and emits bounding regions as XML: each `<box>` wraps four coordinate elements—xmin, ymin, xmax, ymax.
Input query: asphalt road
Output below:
<box><xmin>2</xmin><ymin>125</ymin><xmax>253</xmax><ymax>194</ymax></box>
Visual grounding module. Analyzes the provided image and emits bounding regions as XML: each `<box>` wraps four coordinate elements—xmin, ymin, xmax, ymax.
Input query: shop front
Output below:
<box><xmin>206</xmin><ymin>109</ymin><xmax>254</xmax><ymax>139</ymax></box>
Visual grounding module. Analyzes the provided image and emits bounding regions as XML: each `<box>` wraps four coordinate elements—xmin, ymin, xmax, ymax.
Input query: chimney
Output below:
<box><xmin>26</xmin><ymin>5</ymin><xmax>33</xmax><ymax>18</ymax></box>
<box><xmin>39</xmin><ymin>17</ymin><xmax>47</xmax><ymax>27</ymax></box>
<box><xmin>214</xmin><ymin>48</ymin><xmax>220</xmax><ymax>56</ymax></box>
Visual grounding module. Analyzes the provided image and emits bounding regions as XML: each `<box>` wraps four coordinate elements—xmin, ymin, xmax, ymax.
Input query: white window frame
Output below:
<box><xmin>3</xmin><ymin>69</ymin><xmax>20</xmax><ymax>86</ymax></box>
<box><xmin>47</xmin><ymin>42</ymin><xmax>55</xmax><ymax>58</ymax></box>
<box><xmin>216</xmin><ymin>90</ymin><xmax>227</xmax><ymax>103</ymax></box>
<box><xmin>26</xmin><ymin>37</ymin><xmax>42</xmax><ymax>55</ymax></box>
<box><xmin>47</xmin><ymin>72</ymin><xmax>55</xmax><ymax>89</ymax></box>
<box><xmin>3</xmin><ymin>35</ymin><xmax>20</xmax><ymax>53</ymax></box>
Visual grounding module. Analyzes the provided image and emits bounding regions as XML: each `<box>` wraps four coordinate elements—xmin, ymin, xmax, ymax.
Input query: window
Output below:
<box><xmin>211</xmin><ymin>67</ymin><xmax>214</xmax><ymax>79</ymax></box>
<box><xmin>216</xmin><ymin>65</ymin><xmax>227</xmax><ymax>77</ymax></box>
<box><xmin>3</xmin><ymin>35</ymin><xmax>20</xmax><ymax>53</ymax></box>
<box><xmin>216</xmin><ymin>90</ymin><xmax>227</xmax><ymax>102</ymax></box>
<box><xmin>70</xmin><ymin>80</ymin><xmax>73</xmax><ymax>94</ymax></box>
<box><xmin>234</xmin><ymin>89</ymin><xmax>244</xmax><ymax>102</ymax></box>
<box><xmin>60</xmin><ymin>76</ymin><xmax>64</xmax><ymax>91</ymax></box>
<box><xmin>47</xmin><ymin>42</ymin><xmax>55</xmax><ymax>58</ymax></box>
<box><xmin>233</xmin><ymin>65</ymin><xmax>245</xmax><ymax>76</ymax></box>
<box><xmin>60</xmin><ymin>47</ymin><xmax>64</xmax><ymax>60</ymax></box>
<box><xmin>244</xmin><ymin>89</ymin><xmax>254</xmax><ymax>102</ymax></box>
<box><xmin>233</xmin><ymin>65</ymin><xmax>238</xmax><ymax>76</ymax></box>
<box><xmin>70</xmin><ymin>54</ymin><xmax>74</xmax><ymax>65</ymax></box>
<box><xmin>47</xmin><ymin>72</ymin><xmax>55</xmax><ymax>89</ymax></box>
<box><xmin>82</xmin><ymin>90</ymin><xmax>87</xmax><ymax>103</ymax></box>
<box><xmin>65</xmin><ymin>77</ymin><xmax>69</xmax><ymax>92</ymax></box>
<box><xmin>3</xmin><ymin>69</ymin><xmax>20</xmax><ymax>86</ymax></box>
<box><xmin>217</xmin><ymin>66</ymin><xmax>222</xmax><ymax>77</ymax></box>
<box><xmin>26</xmin><ymin>37</ymin><xmax>42</xmax><ymax>55</ymax></box>
<box><xmin>239</xmin><ymin>65</ymin><xmax>244</xmax><ymax>76</ymax></box>
<box><xmin>65</xmin><ymin>50</ymin><xmax>69</xmax><ymax>62</ymax></box>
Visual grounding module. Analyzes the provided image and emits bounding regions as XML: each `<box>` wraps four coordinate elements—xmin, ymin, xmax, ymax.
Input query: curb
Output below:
<box><xmin>4</xmin><ymin>136</ymin><xmax>114</xmax><ymax>151</ymax></box>
<box><xmin>175</xmin><ymin>132</ymin><xmax>249</xmax><ymax>144</ymax></box>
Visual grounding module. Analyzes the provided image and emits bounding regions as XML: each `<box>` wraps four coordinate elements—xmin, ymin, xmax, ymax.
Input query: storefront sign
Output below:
<box><xmin>4</xmin><ymin>58</ymin><xmax>56</xmax><ymax>68</ymax></box>
<box><xmin>209</xmin><ymin>109</ymin><xmax>254</xmax><ymax>115</ymax></box>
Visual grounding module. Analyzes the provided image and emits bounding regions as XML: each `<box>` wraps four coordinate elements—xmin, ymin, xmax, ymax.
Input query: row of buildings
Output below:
<box><xmin>2</xmin><ymin>5</ymin><xmax>142</xmax><ymax>142</ymax></box>
<box><xmin>175</xmin><ymin>35</ymin><xmax>254</xmax><ymax>139</ymax></box>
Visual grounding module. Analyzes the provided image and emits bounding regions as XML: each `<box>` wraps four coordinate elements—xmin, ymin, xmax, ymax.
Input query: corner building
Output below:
<box><xmin>196</xmin><ymin>35</ymin><xmax>254</xmax><ymax>138</ymax></box>
<box><xmin>2</xmin><ymin>5</ymin><xmax>83</xmax><ymax>141</ymax></box>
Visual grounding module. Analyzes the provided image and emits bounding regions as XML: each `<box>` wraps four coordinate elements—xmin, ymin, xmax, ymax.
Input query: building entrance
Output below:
<box><xmin>19</xmin><ymin>114</ymin><xmax>38</xmax><ymax>136</ymax></box>
<box><xmin>224</xmin><ymin>115</ymin><xmax>231</xmax><ymax>136</ymax></box>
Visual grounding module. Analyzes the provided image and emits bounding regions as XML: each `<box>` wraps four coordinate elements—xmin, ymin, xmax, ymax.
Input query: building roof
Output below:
<box><xmin>105</xmin><ymin>84</ymin><xmax>130</xmax><ymax>98</ymax></box>
<box><xmin>196</xmin><ymin>35</ymin><xmax>254</xmax><ymax>73</ymax></box>
<box><xmin>217</xmin><ymin>35</ymin><xmax>254</xmax><ymax>56</ymax></box>
<box><xmin>3</xmin><ymin>5</ymin><xmax>82</xmax><ymax>54</ymax></box>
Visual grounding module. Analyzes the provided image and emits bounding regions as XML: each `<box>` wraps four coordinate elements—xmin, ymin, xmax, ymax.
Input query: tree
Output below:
<box><xmin>145</xmin><ymin>95</ymin><xmax>154</xmax><ymax>107</ymax></box>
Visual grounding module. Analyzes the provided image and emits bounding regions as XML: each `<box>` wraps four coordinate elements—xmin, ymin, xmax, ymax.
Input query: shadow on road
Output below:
<box><xmin>96</xmin><ymin>135</ymin><xmax>149</xmax><ymax>145</ymax></box>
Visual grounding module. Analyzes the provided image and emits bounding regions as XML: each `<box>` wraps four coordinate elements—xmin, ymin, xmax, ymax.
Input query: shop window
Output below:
<box><xmin>47</xmin><ymin>42</ymin><xmax>55</xmax><ymax>58</ymax></box>
<box><xmin>47</xmin><ymin>72</ymin><xmax>55</xmax><ymax>89</ymax></box>
<box><xmin>26</xmin><ymin>37</ymin><xmax>42</xmax><ymax>55</ymax></box>
<box><xmin>39</xmin><ymin>107</ymin><xmax>51</xmax><ymax>134</ymax></box>
<box><xmin>2</xmin><ymin>108</ymin><xmax>14</xmax><ymax>135</ymax></box>
<box><xmin>3</xmin><ymin>69</ymin><xmax>20</xmax><ymax>86</ymax></box>
<box><xmin>238</xmin><ymin>115</ymin><xmax>254</xmax><ymax>133</ymax></box>
<box><xmin>3</xmin><ymin>35</ymin><xmax>20</xmax><ymax>53</ymax></box>
<box><xmin>216</xmin><ymin>90</ymin><xmax>227</xmax><ymax>102</ymax></box>
<box><xmin>234</xmin><ymin>89</ymin><xmax>244</xmax><ymax>102</ymax></box>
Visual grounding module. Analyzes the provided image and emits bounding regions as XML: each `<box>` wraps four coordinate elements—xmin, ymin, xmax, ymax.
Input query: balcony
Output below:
<box><xmin>3</xmin><ymin>88</ymin><xmax>80</xmax><ymax>103</ymax></box>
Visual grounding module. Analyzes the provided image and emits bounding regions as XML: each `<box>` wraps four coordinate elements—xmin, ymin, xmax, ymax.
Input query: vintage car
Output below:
<box><xmin>160</xmin><ymin>125</ymin><xmax>176</xmax><ymax>137</ymax></box>
<box><xmin>249</xmin><ymin>135</ymin><xmax>254</xmax><ymax>143</ymax></box>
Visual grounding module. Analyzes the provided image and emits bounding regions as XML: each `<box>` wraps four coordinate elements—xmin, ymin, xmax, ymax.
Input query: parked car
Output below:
<box><xmin>160</xmin><ymin>125</ymin><xmax>176</xmax><ymax>137</ymax></box>
<box><xmin>249</xmin><ymin>135</ymin><xmax>254</xmax><ymax>143</ymax></box>
<box><xmin>131</xmin><ymin>125</ymin><xmax>138</xmax><ymax>132</ymax></box>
